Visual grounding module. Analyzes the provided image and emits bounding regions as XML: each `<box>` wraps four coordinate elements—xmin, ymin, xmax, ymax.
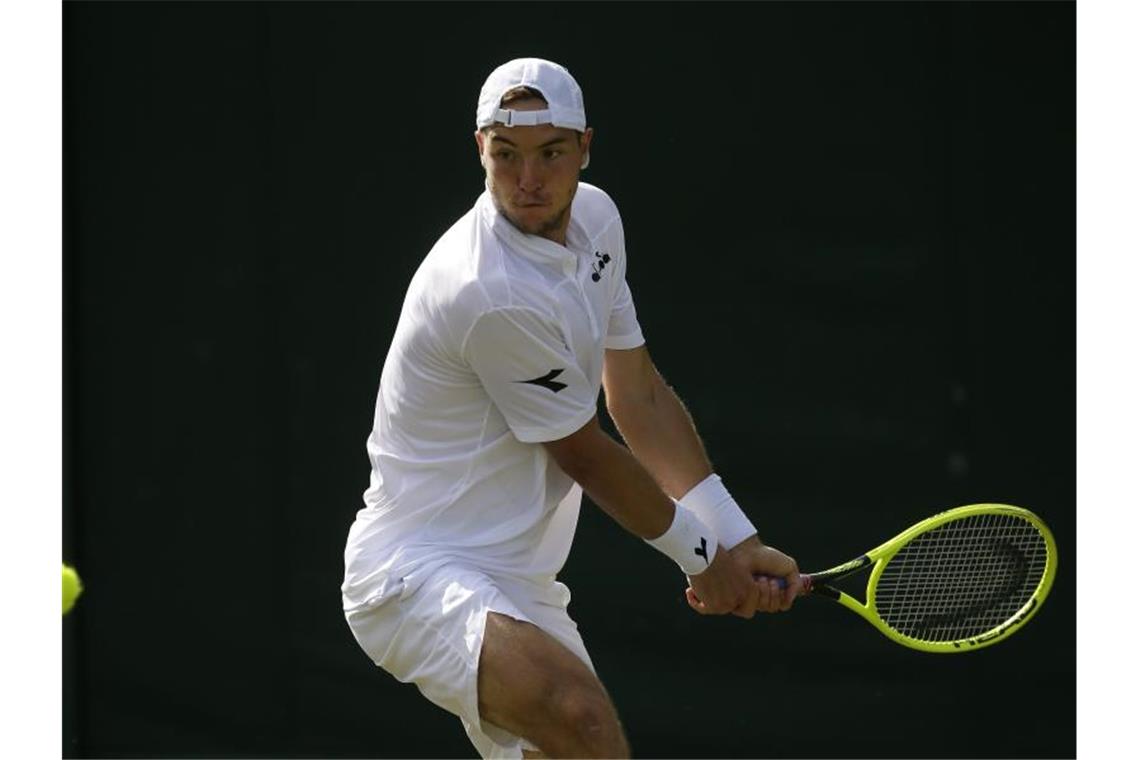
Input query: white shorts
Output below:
<box><xmin>344</xmin><ymin>562</ymin><xmax>595</xmax><ymax>759</ymax></box>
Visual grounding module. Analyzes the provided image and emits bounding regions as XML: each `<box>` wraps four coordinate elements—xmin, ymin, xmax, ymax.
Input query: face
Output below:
<box><xmin>475</xmin><ymin>97</ymin><xmax>593</xmax><ymax>244</ymax></box>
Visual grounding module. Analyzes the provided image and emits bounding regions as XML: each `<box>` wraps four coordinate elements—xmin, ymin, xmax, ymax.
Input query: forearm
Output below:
<box><xmin>546</xmin><ymin>417</ymin><xmax>772</xmax><ymax>610</ymax></box>
<box><xmin>606</xmin><ymin>371</ymin><xmax>712</xmax><ymax>499</ymax></box>
<box><xmin>598</xmin><ymin>347</ymin><xmax>757</xmax><ymax>551</ymax></box>
<box><xmin>554</xmin><ymin>424</ymin><xmax>677</xmax><ymax>540</ymax></box>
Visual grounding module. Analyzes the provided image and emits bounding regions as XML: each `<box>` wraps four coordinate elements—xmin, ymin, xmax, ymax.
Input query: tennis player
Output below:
<box><xmin>342</xmin><ymin>57</ymin><xmax>801</xmax><ymax>758</ymax></box>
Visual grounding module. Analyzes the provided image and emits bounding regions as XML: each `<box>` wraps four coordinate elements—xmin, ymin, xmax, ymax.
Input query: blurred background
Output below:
<box><xmin>63</xmin><ymin>1</ymin><xmax>1074</xmax><ymax>757</ymax></box>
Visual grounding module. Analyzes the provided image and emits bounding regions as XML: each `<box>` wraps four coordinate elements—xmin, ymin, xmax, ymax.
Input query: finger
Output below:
<box><xmin>685</xmin><ymin>587</ymin><xmax>710</xmax><ymax>615</ymax></box>
<box><xmin>782</xmin><ymin>574</ymin><xmax>801</xmax><ymax>609</ymax></box>
<box><xmin>759</xmin><ymin>577</ymin><xmax>778</xmax><ymax>613</ymax></box>
<box><xmin>754</xmin><ymin>575</ymin><xmax>772</xmax><ymax>612</ymax></box>
<box><xmin>752</xmin><ymin>578</ymin><xmax>770</xmax><ymax>615</ymax></box>
<box><xmin>771</xmin><ymin>577</ymin><xmax>787</xmax><ymax>611</ymax></box>
<box><xmin>732</xmin><ymin>581</ymin><xmax>760</xmax><ymax>619</ymax></box>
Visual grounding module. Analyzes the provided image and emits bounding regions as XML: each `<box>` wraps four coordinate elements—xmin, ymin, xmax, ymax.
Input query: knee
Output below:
<box><xmin>545</xmin><ymin>682</ymin><xmax>628</xmax><ymax>756</ymax></box>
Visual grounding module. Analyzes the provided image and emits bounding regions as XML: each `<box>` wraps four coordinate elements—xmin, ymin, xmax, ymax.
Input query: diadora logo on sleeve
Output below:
<box><xmin>590</xmin><ymin>251</ymin><xmax>612</xmax><ymax>282</ymax></box>
<box><xmin>517</xmin><ymin>368</ymin><xmax>568</xmax><ymax>393</ymax></box>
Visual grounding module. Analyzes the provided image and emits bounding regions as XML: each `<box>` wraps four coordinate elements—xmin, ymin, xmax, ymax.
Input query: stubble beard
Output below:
<box><xmin>493</xmin><ymin>191</ymin><xmax>575</xmax><ymax>242</ymax></box>
<box><xmin>529</xmin><ymin>202</ymin><xmax>572</xmax><ymax>239</ymax></box>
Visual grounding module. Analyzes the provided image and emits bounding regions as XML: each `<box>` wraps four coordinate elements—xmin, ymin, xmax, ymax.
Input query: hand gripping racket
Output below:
<box><xmin>771</xmin><ymin>503</ymin><xmax>1058</xmax><ymax>653</ymax></box>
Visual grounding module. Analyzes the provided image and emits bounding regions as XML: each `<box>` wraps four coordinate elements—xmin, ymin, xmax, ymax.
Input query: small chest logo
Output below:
<box><xmin>590</xmin><ymin>251</ymin><xmax>612</xmax><ymax>282</ymax></box>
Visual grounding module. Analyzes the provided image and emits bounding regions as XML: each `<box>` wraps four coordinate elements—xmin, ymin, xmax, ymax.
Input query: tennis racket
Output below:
<box><xmin>769</xmin><ymin>503</ymin><xmax>1057</xmax><ymax>653</ymax></box>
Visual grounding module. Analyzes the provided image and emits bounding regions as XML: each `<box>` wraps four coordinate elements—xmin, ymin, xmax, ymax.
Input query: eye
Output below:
<box><xmin>494</xmin><ymin>149</ymin><xmax>514</xmax><ymax>161</ymax></box>
<box><xmin>544</xmin><ymin>148</ymin><xmax>563</xmax><ymax>160</ymax></box>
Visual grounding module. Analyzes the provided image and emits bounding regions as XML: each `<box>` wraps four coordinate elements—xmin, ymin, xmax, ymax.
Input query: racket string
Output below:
<box><xmin>873</xmin><ymin>513</ymin><xmax>1049</xmax><ymax>643</ymax></box>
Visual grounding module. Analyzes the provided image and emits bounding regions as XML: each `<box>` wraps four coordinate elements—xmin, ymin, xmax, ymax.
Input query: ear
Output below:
<box><xmin>474</xmin><ymin>130</ymin><xmax>487</xmax><ymax>167</ymax></box>
<box><xmin>579</xmin><ymin>127</ymin><xmax>594</xmax><ymax>171</ymax></box>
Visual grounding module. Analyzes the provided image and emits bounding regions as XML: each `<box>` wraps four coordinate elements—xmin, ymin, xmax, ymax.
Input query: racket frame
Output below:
<box><xmin>801</xmin><ymin>503</ymin><xmax>1058</xmax><ymax>653</ymax></box>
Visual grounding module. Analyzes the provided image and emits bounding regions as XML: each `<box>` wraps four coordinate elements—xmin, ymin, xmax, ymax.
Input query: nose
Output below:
<box><xmin>517</xmin><ymin>157</ymin><xmax>543</xmax><ymax>192</ymax></box>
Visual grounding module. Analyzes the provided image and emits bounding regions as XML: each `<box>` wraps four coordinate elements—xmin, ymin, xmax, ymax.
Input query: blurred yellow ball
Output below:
<box><xmin>63</xmin><ymin>564</ymin><xmax>83</xmax><ymax>615</ymax></box>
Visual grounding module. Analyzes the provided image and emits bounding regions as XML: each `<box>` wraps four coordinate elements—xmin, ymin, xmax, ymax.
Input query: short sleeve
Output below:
<box><xmin>605</xmin><ymin>277</ymin><xmax>644</xmax><ymax>349</ymax></box>
<box><xmin>605</xmin><ymin>234</ymin><xmax>645</xmax><ymax>349</ymax></box>
<box><xmin>464</xmin><ymin>307</ymin><xmax>598</xmax><ymax>443</ymax></box>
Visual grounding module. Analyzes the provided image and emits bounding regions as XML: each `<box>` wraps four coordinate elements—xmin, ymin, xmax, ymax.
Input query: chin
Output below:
<box><xmin>509</xmin><ymin>209</ymin><xmax>557</xmax><ymax>235</ymax></box>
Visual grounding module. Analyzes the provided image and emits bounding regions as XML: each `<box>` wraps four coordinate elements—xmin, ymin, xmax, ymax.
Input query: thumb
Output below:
<box><xmin>783</xmin><ymin>573</ymin><xmax>803</xmax><ymax>604</ymax></box>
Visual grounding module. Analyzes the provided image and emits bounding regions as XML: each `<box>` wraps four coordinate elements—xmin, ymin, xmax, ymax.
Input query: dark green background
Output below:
<box><xmin>63</xmin><ymin>1</ymin><xmax>1075</xmax><ymax>757</ymax></box>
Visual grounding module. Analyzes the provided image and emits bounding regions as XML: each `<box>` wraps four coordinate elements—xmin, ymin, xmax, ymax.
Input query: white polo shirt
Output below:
<box><xmin>342</xmin><ymin>182</ymin><xmax>645</xmax><ymax>612</ymax></box>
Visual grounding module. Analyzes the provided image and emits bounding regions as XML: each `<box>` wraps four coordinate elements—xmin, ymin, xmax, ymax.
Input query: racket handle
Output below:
<box><xmin>753</xmin><ymin>573</ymin><xmax>813</xmax><ymax>595</ymax></box>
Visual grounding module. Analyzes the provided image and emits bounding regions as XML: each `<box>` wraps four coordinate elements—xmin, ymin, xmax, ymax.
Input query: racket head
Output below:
<box><xmin>857</xmin><ymin>503</ymin><xmax>1058</xmax><ymax>653</ymax></box>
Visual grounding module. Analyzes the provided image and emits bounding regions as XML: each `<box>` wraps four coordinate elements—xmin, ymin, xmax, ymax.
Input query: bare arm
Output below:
<box><xmin>601</xmin><ymin>345</ymin><xmax>714</xmax><ymax>500</ymax></box>
<box><xmin>543</xmin><ymin>415</ymin><xmax>752</xmax><ymax>615</ymax></box>
<box><xmin>543</xmin><ymin>414</ymin><xmax>675</xmax><ymax>539</ymax></box>
<box><xmin>601</xmin><ymin>344</ymin><xmax>800</xmax><ymax>613</ymax></box>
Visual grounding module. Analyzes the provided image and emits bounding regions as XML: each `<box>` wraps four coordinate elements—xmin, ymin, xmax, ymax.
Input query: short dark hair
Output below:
<box><xmin>499</xmin><ymin>86</ymin><xmax>546</xmax><ymax>107</ymax></box>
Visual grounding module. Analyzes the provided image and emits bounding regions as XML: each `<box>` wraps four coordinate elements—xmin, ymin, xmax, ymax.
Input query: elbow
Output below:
<box><xmin>554</xmin><ymin>452</ymin><xmax>595</xmax><ymax>486</ymax></box>
<box><xmin>543</xmin><ymin>416</ymin><xmax>607</xmax><ymax>485</ymax></box>
<box><xmin>610</xmin><ymin>365</ymin><xmax>666</xmax><ymax>415</ymax></box>
<box><xmin>551</xmin><ymin>442</ymin><xmax>604</xmax><ymax>486</ymax></box>
<box><xmin>605</xmin><ymin>385</ymin><xmax>658</xmax><ymax>429</ymax></box>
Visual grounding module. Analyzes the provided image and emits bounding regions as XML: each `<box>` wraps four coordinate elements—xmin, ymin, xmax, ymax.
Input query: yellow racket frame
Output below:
<box><xmin>815</xmin><ymin>503</ymin><xmax>1058</xmax><ymax>653</ymax></box>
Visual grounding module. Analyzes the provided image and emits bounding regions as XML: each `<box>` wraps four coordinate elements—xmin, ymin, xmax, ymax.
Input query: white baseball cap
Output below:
<box><xmin>476</xmin><ymin>58</ymin><xmax>587</xmax><ymax>132</ymax></box>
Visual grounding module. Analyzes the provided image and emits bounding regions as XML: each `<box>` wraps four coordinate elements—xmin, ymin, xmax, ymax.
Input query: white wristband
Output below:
<box><xmin>646</xmin><ymin>504</ymin><xmax>718</xmax><ymax>576</ymax></box>
<box><xmin>678</xmin><ymin>473</ymin><xmax>757</xmax><ymax>550</ymax></box>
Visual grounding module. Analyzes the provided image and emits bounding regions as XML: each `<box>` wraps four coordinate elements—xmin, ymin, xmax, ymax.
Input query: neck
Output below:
<box><xmin>538</xmin><ymin>224</ymin><xmax>569</xmax><ymax>246</ymax></box>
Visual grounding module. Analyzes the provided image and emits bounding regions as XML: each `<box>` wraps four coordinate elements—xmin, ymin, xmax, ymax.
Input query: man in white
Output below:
<box><xmin>342</xmin><ymin>58</ymin><xmax>801</xmax><ymax>758</ymax></box>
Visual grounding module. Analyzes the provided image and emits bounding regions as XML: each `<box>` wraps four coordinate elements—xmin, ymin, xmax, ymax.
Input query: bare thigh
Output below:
<box><xmin>478</xmin><ymin>612</ymin><xmax>630</xmax><ymax>758</ymax></box>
